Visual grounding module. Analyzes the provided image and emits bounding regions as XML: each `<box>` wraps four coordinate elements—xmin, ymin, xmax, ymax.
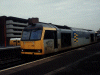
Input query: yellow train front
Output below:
<box><xmin>21</xmin><ymin>23</ymin><xmax>57</xmax><ymax>56</ymax></box>
<box><xmin>21</xmin><ymin>22</ymin><xmax>96</xmax><ymax>56</ymax></box>
<box><xmin>10</xmin><ymin>38</ymin><xmax>21</xmax><ymax>46</ymax></box>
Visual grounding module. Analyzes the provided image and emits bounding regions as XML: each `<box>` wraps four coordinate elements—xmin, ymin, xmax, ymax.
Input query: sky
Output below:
<box><xmin>0</xmin><ymin>0</ymin><xmax>100</xmax><ymax>31</ymax></box>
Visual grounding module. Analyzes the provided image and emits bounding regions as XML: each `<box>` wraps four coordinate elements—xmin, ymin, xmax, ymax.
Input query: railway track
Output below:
<box><xmin>0</xmin><ymin>58</ymin><xmax>21</xmax><ymax>65</ymax></box>
<box><xmin>0</xmin><ymin>57</ymin><xmax>22</xmax><ymax>70</ymax></box>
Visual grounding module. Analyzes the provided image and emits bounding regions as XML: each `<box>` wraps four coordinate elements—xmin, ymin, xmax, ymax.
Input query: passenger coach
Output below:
<box><xmin>21</xmin><ymin>23</ymin><xmax>96</xmax><ymax>56</ymax></box>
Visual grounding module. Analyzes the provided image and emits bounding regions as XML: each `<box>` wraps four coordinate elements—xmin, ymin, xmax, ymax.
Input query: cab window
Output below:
<box><xmin>44</xmin><ymin>30</ymin><xmax>54</xmax><ymax>39</ymax></box>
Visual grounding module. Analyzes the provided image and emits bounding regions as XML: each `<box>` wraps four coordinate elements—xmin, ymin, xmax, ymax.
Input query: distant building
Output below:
<box><xmin>0</xmin><ymin>16</ymin><xmax>39</xmax><ymax>47</ymax></box>
<box><xmin>0</xmin><ymin>16</ymin><xmax>29</xmax><ymax>47</ymax></box>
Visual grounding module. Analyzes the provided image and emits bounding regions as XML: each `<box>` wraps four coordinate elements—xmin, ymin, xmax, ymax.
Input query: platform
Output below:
<box><xmin>0</xmin><ymin>46</ymin><xmax>20</xmax><ymax>50</ymax></box>
<box><xmin>0</xmin><ymin>42</ymin><xmax>100</xmax><ymax>75</ymax></box>
<box><xmin>0</xmin><ymin>46</ymin><xmax>21</xmax><ymax>60</ymax></box>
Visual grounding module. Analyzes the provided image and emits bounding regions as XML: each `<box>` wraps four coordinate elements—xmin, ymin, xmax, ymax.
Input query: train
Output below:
<box><xmin>10</xmin><ymin>38</ymin><xmax>21</xmax><ymax>46</ymax></box>
<box><xmin>20</xmin><ymin>22</ymin><xmax>97</xmax><ymax>56</ymax></box>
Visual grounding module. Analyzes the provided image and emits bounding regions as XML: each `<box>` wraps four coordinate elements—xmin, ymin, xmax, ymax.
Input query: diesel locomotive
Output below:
<box><xmin>20</xmin><ymin>23</ymin><xmax>96</xmax><ymax>56</ymax></box>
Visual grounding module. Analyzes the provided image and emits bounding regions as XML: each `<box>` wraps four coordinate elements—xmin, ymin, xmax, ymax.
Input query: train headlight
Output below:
<box><xmin>22</xmin><ymin>50</ymin><xmax>25</xmax><ymax>52</ymax></box>
<box><xmin>36</xmin><ymin>50</ymin><xmax>42</xmax><ymax>53</ymax></box>
<box><xmin>38</xmin><ymin>50</ymin><xmax>41</xmax><ymax>52</ymax></box>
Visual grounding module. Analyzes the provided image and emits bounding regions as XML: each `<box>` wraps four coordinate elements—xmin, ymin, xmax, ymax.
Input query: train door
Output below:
<box><xmin>44</xmin><ymin>30</ymin><xmax>58</xmax><ymax>53</ymax></box>
<box><xmin>95</xmin><ymin>33</ymin><xmax>97</xmax><ymax>41</ymax></box>
<box><xmin>54</xmin><ymin>31</ymin><xmax>58</xmax><ymax>49</ymax></box>
<box><xmin>61</xmin><ymin>33</ymin><xmax>71</xmax><ymax>48</ymax></box>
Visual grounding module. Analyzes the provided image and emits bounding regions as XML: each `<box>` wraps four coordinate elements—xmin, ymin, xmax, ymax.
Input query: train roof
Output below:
<box><xmin>28</xmin><ymin>22</ymin><xmax>94</xmax><ymax>32</ymax></box>
<box><xmin>71</xmin><ymin>27</ymin><xmax>94</xmax><ymax>32</ymax></box>
<box><xmin>38</xmin><ymin>22</ymin><xmax>72</xmax><ymax>30</ymax></box>
<box><xmin>10</xmin><ymin>38</ymin><xmax>21</xmax><ymax>40</ymax></box>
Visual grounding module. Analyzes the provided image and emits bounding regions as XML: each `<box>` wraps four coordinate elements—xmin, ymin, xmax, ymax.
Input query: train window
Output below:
<box><xmin>21</xmin><ymin>31</ymin><xmax>30</xmax><ymax>40</ymax></box>
<box><xmin>30</xmin><ymin>30</ymin><xmax>42</xmax><ymax>40</ymax></box>
<box><xmin>44</xmin><ymin>30</ymin><xmax>54</xmax><ymax>39</ymax></box>
<box><xmin>21</xmin><ymin>29</ymin><xmax>42</xmax><ymax>41</ymax></box>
